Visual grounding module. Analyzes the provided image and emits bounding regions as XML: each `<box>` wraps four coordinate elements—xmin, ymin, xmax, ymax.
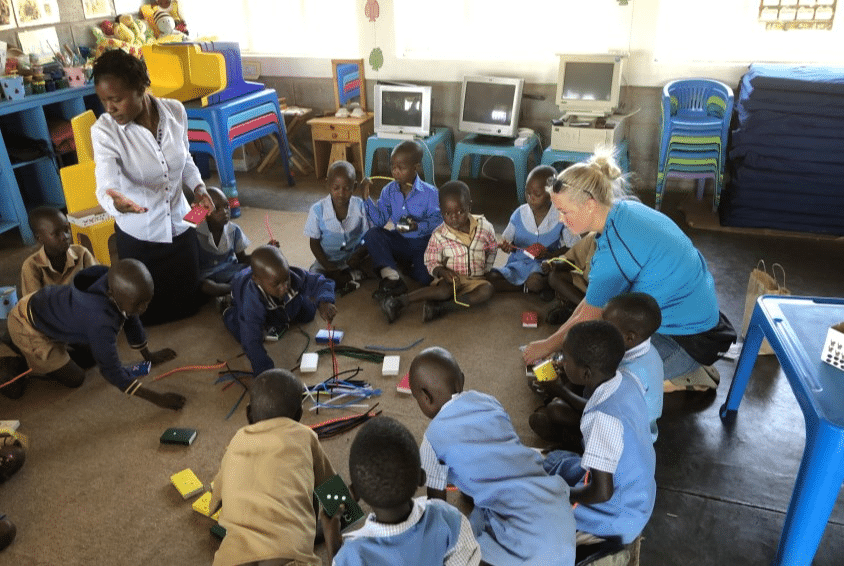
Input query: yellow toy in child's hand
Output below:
<box><xmin>533</xmin><ymin>359</ymin><xmax>558</xmax><ymax>382</ymax></box>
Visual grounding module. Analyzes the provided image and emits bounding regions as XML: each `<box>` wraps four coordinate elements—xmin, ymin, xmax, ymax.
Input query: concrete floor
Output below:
<box><xmin>1</xmin><ymin>156</ymin><xmax>843</xmax><ymax>565</ymax></box>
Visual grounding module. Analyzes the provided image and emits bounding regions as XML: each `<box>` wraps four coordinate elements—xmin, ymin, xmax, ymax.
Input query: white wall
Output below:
<box><xmin>183</xmin><ymin>0</ymin><xmax>844</xmax><ymax>88</ymax></box>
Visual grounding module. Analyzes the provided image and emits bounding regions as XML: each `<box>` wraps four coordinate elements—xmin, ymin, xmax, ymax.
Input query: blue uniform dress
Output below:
<box><xmin>223</xmin><ymin>266</ymin><xmax>335</xmax><ymax>375</ymax></box>
<box><xmin>303</xmin><ymin>194</ymin><xmax>369</xmax><ymax>273</ymax></box>
<box><xmin>335</xmin><ymin>497</ymin><xmax>481</xmax><ymax>566</ymax></box>
<box><xmin>421</xmin><ymin>391</ymin><xmax>576</xmax><ymax>566</ymax></box>
<box><xmin>544</xmin><ymin>372</ymin><xmax>657</xmax><ymax>545</ymax></box>
<box><xmin>619</xmin><ymin>339</ymin><xmax>664</xmax><ymax>443</ymax></box>
<box><xmin>494</xmin><ymin>204</ymin><xmax>579</xmax><ymax>286</ymax></box>
<box><xmin>196</xmin><ymin>221</ymin><xmax>250</xmax><ymax>283</ymax></box>
<box><xmin>363</xmin><ymin>176</ymin><xmax>442</xmax><ymax>284</ymax></box>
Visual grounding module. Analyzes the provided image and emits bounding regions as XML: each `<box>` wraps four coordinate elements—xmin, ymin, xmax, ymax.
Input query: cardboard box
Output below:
<box><xmin>68</xmin><ymin>206</ymin><xmax>115</xmax><ymax>266</ymax></box>
<box><xmin>822</xmin><ymin>322</ymin><xmax>844</xmax><ymax>371</ymax></box>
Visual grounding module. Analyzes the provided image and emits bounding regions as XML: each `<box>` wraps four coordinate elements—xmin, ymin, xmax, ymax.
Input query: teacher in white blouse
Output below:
<box><xmin>92</xmin><ymin>49</ymin><xmax>214</xmax><ymax>325</ymax></box>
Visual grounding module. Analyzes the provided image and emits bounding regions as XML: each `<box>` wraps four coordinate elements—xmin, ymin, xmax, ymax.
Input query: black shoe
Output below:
<box><xmin>0</xmin><ymin>357</ymin><xmax>29</xmax><ymax>400</ymax></box>
<box><xmin>422</xmin><ymin>300</ymin><xmax>453</xmax><ymax>322</ymax></box>
<box><xmin>380</xmin><ymin>296</ymin><xmax>404</xmax><ymax>323</ymax></box>
<box><xmin>0</xmin><ymin>515</ymin><xmax>15</xmax><ymax>552</ymax></box>
<box><xmin>546</xmin><ymin>302</ymin><xmax>576</xmax><ymax>325</ymax></box>
<box><xmin>0</xmin><ymin>446</ymin><xmax>25</xmax><ymax>483</ymax></box>
<box><xmin>539</xmin><ymin>287</ymin><xmax>556</xmax><ymax>302</ymax></box>
<box><xmin>372</xmin><ymin>278</ymin><xmax>408</xmax><ymax>301</ymax></box>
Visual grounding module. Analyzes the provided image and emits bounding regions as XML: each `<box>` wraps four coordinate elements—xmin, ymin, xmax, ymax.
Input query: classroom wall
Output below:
<box><xmin>0</xmin><ymin>0</ymin><xmax>101</xmax><ymax>56</ymax></box>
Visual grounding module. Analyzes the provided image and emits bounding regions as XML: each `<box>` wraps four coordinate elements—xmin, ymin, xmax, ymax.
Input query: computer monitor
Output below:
<box><xmin>374</xmin><ymin>83</ymin><xmax>432</xmax><ymax>139</ymax></box>
<box><xmin>458</xmin><ymin>75</ymin><xmax>524</xmax><ymax>138</ymax></box>
<box><xmin>555</xmin><ymin>53</ymin><xmax>626</xmax><ymax>117</ymax></box>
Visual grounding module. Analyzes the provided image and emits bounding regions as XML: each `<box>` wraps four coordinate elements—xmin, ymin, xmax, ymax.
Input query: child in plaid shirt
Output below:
<box><xmin>379</xmin><ymin>181</ymin><xmax>496</xmax><ymax>323</ymax></box>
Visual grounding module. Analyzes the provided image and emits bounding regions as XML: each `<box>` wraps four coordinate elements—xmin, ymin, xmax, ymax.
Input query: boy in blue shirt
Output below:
<box><xmin>543</xmin><ymin>320</ymin><xmax>656</xmax><ymax>546</ymax></box>
<box><xmin>408</xmin><ymin>347</ymin><xmax>575</xmax><ymax>566</ymax></box>
<box><xmin>304</xmin><ymin>160</ymin><xmax>369</xmax><ymax>294</ymax></box>
<box><xmin>223</xmin><ymin>245</ymin><xmax>336</xmax><ymax>375</ymax></box>
<box><xmin>4</xmin><ymin>259</ymin><xmax>183</xmax><ymax>409</ymax></box>
<box><xmin>361</xmin><ymin>140</ymin><xmax>442</xmax><ymax>299</ymax></box>
<box><xmin>322</xmin><ymin>416</ymin><xmax>481</xmax><ymax>566</ymax></box>
<box><xmin>603</xmin><ymin>292</ymin><xmax>664</xmax><ymax>443</ymax></box>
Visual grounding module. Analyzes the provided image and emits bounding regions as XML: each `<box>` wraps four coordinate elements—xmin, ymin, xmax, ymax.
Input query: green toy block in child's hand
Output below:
<box><xmin>314</xmin><ymin>474</ymin><xmax>365</xmax><ymax>531</ymax></box>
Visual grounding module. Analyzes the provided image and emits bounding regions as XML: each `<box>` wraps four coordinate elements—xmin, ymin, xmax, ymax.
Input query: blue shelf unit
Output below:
<box><xmin>0</xmin><ymin>86</ymin><xmax>102</xmax><ymax>244</ymax></box>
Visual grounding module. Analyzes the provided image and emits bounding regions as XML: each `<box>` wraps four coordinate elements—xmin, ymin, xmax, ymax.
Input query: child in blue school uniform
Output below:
<box><xmin>223</xmin><ymin>245</ymin><xmax>336</xmax><ymax>375</ymax></box>
<box><xmin>543</xmin><ymin>320</ymin><xmax>656</xmax><ymax>546</ymax></box>
<box><xmin>408</xmin><ymin>346</ymin><xmax>576</xmax><ymax>566</ymax></box>
<box><xmin>322</xmin><ymin>416</ymin><xmax>481</xmax><ymax>566</ymax></box>
<box><xmin>196</xmin><ymin>187</ymin><xmax>251</xmax><ymax>297</ymax></box>
<box><xmin>603</xmin><ymin>292</ymin><xmax>664</xmax><ymax>443</ymax></box>
<box><xmin>360</xmin><ymin>140</ymin><xmax>443</xmax><ymax>299</ymax></box>
<box><xmin>304</xmin><ymin>160</ymin><xmax>369</xmax><ymax>294</ymax></box>
<box><xmin>487</xmin><ymin>165</ymin><xmax>579</xmax><ymax>301</ymax></box>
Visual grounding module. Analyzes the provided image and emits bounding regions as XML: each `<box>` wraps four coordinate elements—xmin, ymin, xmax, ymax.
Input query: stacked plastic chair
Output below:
<box><xmin>655</xmin><ymin>79</ymin><xmax>734</xmax><ymax>211</ymax></box>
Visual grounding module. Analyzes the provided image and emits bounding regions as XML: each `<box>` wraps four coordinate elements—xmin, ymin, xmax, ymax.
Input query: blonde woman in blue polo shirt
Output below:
<box><xmin>522</xmin><ymin>150</ymin><xmax>735</xmax><ymax>391</ymax></box>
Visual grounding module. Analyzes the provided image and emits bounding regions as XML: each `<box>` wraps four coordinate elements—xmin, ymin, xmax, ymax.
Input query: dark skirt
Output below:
<box><xmin>115</xmin><ymin>225</ymin><xmax>204</xmax><ymax>326</ymax></box>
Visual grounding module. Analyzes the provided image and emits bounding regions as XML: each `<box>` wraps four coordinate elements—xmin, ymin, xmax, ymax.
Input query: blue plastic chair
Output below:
<box><xmin>656</xmin><ymin>79</ymin><xmax>733</xmax><ymax>211</ymax></box>
<box><xmin>364</xmin><ymin>127</ymin><xmax>454</xmax><ymax>183</ymax></box>
<box><xmin>450</xmin><ymin>134</ymin><xmax>541</xmax><ymax>204</ymax></box>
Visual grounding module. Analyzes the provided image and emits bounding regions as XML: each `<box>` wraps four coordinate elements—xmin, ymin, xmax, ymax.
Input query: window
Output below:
<box><xmin>181</xmin><ymin>0</ymin><xmax>359</xmax><ymax>57</ymax></box>
<box><xmin>759</xmin><ymin>0</ymin><xmax>837</xmax><ymax>30</ymax></box>
<box><xmin>393</xmin><ymin>0</ymin><xmax>632</xmax><ymax>61</ymax></box>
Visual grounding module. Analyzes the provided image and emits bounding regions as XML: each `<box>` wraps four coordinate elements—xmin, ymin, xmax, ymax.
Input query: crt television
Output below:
<box><xmin>458</xmin><ymin>75</ymin><xmax>524</xmax><ymax>138</ymax></box>
<box><xmin>374</xmin><ymin>83</ymin><xmax>432</xmax><ymax>139</ymax></box>
<box><xmin>555</xmin><ymin>53</ymin><xmax>626</xmax><ymax>117</ymax></box>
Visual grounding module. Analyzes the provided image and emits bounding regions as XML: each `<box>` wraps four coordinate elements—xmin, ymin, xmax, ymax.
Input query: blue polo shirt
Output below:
<box><xmin>364</xmin><ymin>176</ymin><xmax>442</xmax><ymax>240</ymax></box>
<box><xmin>585</xmin><ymin>200</ymin><xmax>719</xmax><ymax>335</ymax></box>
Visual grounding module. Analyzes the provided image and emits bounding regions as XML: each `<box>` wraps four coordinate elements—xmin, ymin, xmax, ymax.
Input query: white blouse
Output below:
<box><xmin>92</xmin><ymin>97</ymin><xmax>204</xmax><ymax>244</ymax></box>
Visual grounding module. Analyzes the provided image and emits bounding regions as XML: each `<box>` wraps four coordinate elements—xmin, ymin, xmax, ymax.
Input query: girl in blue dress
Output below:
<box><xmin>487</xmin><ymin>165</ymin><xmax>579</xmax><ymax>297</ymax></box>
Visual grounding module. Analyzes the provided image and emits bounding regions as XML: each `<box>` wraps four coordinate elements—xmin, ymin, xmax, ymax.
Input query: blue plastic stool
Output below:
<box><xmin>541</xmin><ymin>140</ymin><xmax>630</xmax><ymax>174</ymax></box>
<box><xmin>450</xmin><ymin>134</ymin><xmax>541</xmax><ymax>203</ymax></box>
<box><xmin>186</xmin><ymin>88</ymin><xmax>293</xmax><ymax>217</ymax></box>
<box><xmin>720</xmin><ymin>295</ymin><xmax>844</xmax><ymax>566</ymax></box>
<box><xmin>364</xmin><ymin>127</ymin><xmax>454</xmax><ymax>184</ymax></box>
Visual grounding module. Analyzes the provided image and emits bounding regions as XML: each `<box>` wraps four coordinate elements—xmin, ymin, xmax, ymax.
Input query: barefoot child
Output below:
<box><xmin>409</xmin><ymin>346</ymin><xmax>575</xmax><ymax>565</ymax></box>
<box><xmin>322</xmin><ymin>416</ymin><xmax>481</xmax><ymax>566</ymax></box>
<box><xmin>379</xmin><ymin>181</ymin><xmax>496</xmax><ymax>323</ymax></box>
<box><xmin>223</xmin><ymin>246</ymin><xmax>336</xmax><ymax>375</ymax></box>
<box><xmin>6</xmin><ymin>260</ymin><xmax>183</xmax><ymax>409</ymax></box>
<box><xmin>210</xmin><ymin>369</ymin><xmax>335</xmax><ymax>566</ymax></box>
<box><xmin>304</xmin><ymin>160</ymin><xmax>369</xmax><ymax>293</ymax></box>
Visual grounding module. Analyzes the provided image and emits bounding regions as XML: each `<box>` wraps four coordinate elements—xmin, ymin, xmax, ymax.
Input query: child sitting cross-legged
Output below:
<box><xmin>196</xmin><ymin>186</ymin><xmax>251</xmax><ymax>298</ymax></box>
<box><xmin>408</xmin><ymin>346</ymin><xmax>575</xmax><ymax>566</ymax></box>
<box><xmin>5</xmin><ymin>259</ymin><xmax>182</xmax><ymax>409</ymax></box>
<box><xmin>542</xmin><ymin>320</ymin><xmax>656</xmax><ymax>547</ymax></box>
<box><xmin>379</xmin><ymin>181</ymin><xmax>496</xmax><ymax>323</ymax></box>
<box><xmin>321</xmin><ymin>415</ymin><xmax>481</xmax><ymax>566</ymax></box>
<box><xmin>602</xmin><ymin>292</ymin><xmax>664</xmax><ymax>443</ymax></box>
<box><xmin>223</xmin><ymin>245</ymin><xmax>336</xmax><ymax>375</ymax></box>
<box><xmin>304</xmin><ymin>160</ymin><xmax>370</xmax><ymax>294</ymax></box>
<box><xmin>362</xmin><ymin>140</ymin><xmax>443</xmax><ymax>299</ymax></box>
<box><xmin>210</xmin><ymin>369</ymin><xmax>335</xmax><ymax>566</ymax></box>
<box><xmin>20</xmin><ymin>206</ymin><xmax>98</xmax><ymax>296</ymax></box>
<box><xmin>487</xmin><ymin>165</ymin><xmax>579</xmax><ymax>301</ymax></box>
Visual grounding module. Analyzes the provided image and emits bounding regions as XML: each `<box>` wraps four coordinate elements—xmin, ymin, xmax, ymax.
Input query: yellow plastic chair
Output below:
<box><xmin>60</xmin><ymin>110</ymin><xmax>115</xmax><ymax>265</ymax></box>
<box><xmin>143</xmin><ymin>43</ymin><xmax>227</xmax><ymax>106</ymax></box>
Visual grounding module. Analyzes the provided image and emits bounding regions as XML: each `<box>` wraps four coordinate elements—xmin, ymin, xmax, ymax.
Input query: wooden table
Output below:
<box><xmin>307</xmin><ymin>113</ymin><xmax>374</xmax><ymax>179</ymax></box>
<box><xmin>257</xmin><ymin>106</ymin><xmax>315</xmax><ymax>176</ymax></box>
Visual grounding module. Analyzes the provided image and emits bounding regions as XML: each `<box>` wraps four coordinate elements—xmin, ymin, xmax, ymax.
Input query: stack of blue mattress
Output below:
<box><xmin>720</xmin><ymin>63</ymin><xmax>844</xmax><ymax>235</ymax></box>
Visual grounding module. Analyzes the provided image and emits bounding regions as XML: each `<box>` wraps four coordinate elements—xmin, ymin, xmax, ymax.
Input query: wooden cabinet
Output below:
<box><xmin>307</xmin><ymin>113</ymin><xmax>374</xmax><ymax>180</ymax></box>
<box><xmin>0</xmin><ymin>86</ymin><xmax>101</xmax><ymax>244</ymax></box>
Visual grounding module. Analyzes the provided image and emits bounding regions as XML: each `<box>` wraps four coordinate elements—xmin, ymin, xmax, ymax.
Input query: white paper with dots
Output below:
<box><xmin>822</xmin><ymin>323</ymin><xmax>844</xmax><ymax>372</ymax></box>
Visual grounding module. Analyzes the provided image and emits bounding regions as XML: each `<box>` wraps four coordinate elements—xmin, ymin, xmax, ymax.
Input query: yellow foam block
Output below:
<box><xmin>170</xmin><ymin>468</ymin><xmax>204</xmax><ymax>500</ymax></box>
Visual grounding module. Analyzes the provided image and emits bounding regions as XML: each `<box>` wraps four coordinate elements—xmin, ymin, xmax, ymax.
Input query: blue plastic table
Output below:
<box><xmin>186</xmin><ymin>88</ymin><xmax>293</xmax><ymax>217</ymax></box>
<box><xmin>364</xmin><ymin>127</ymin><xmax>454</xmax><ymax>183</ymax></box>
<box><xmin>720</xmin><ymin>295</ymin><xmax>844</xmax><ymax>566</ymax></box>
<box><xmin>450</xmin><ymin>134</ymin><xmax>541</xmax><ymax>204</ymax></box>
<box><xmin>541</xmin><ymin>139</ymin><xmax>630</xmax><ymax>174</ymax></box>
